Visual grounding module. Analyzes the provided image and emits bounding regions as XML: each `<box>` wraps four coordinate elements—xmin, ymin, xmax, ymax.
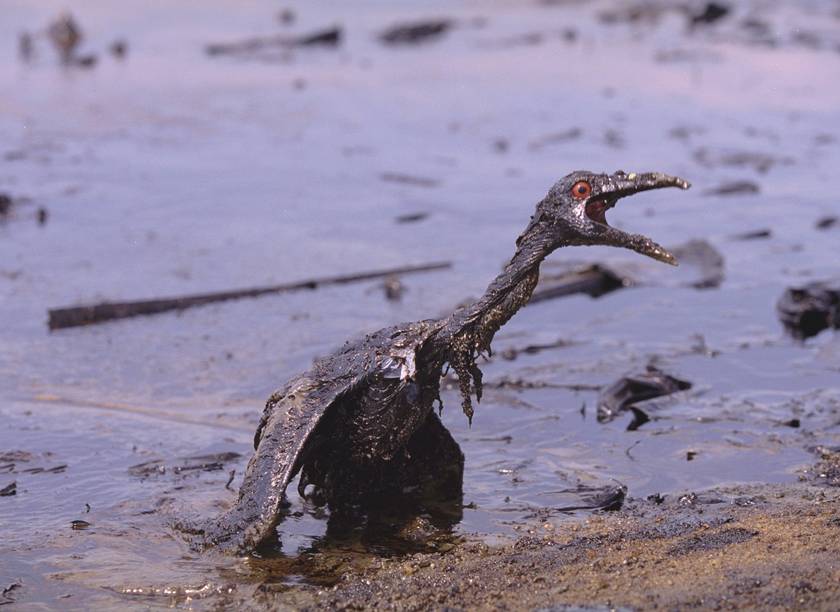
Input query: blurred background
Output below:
<box><xmin>1</xmin><ymin>0</ymin><xmax>839</xmax><ymax>607</ymax></box>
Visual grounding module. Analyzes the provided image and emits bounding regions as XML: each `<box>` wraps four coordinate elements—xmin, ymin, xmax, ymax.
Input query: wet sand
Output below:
<box><xmin>299</xmin><ymin>483</ymin><xmax>840</xmax><ymax>611</ymax></box>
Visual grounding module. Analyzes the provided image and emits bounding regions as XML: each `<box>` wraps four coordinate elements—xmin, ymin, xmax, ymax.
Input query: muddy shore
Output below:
<box><xmin>316</xmin><ymin>486</ymin><xmax>840</xmax><ymax>611</ymax></box>
<box><xmin>204</xmin><ymin>479</ymin><xmax>840</xmax><ymax>610</ymax></box>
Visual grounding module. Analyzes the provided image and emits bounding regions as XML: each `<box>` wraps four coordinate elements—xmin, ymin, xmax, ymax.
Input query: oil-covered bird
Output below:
<box><xmin>197</xmin><ymin>170</ymin><xmax>690</xmax><ymax>552</ymax></box>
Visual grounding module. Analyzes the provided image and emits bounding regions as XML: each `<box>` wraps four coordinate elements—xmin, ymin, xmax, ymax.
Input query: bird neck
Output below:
<box><xmin>441</xmin><ymin>218</ymin><xmax>559</xmax><ymax>351</ymax></box>
<box><xmin>431</xmin><ymin>215</ymin><xmax>564</xmax><ymax>424</ymax></box>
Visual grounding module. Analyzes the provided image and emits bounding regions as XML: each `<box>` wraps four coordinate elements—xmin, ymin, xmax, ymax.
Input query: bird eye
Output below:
<box><xmin>571</xmin><ymin>181</ymin><xmax>592</xmax><ymax>200</ymax></box>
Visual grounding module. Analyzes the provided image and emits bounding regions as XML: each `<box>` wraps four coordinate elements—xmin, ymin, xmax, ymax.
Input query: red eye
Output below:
<box><xmin>571</xmin><ymin>181</ymin><xmax>592</xmax><ymax>200</ymax></box>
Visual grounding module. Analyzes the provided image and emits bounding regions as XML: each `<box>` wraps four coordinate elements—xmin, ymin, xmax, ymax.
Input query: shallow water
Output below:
<box><xmin>1</xmin><ymin>0</ymin><xmax>839</xmax><ymax>608</ymax></box>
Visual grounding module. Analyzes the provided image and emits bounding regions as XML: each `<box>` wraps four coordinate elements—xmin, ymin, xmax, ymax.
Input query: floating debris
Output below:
<box><xmin>671</xmin><ymin>239</ymin><xmax>725</xmax><ymax>289</ymax></box>
<box><xmin>291</xmin><ymin>27</ymin><xmax>342</xmax><ymax>47</ymax></box>
<box><xmin>654</xmin><ymin>48</ymin><xmax>722</xmax><ymax>63</ymax></box>
<box><xmin>815</xmin><ymin>216</ymin><xmax>837</xmax><ymax>230</ymax></box>
<box><xmin>0</xmin><ymin>451</ymin><xmax>33</xmax><ymax>464</ymax></box>
<box><xmin>395</xmin><ymin>212</ymin><xmax>430</xmax><ymax>224</ymax></box>
<box><xmin>777</xmin><ymin>281</ymin><xmax>840</xmax><ymax>339</ymax></box>
<box><xmin>730</xmin><ymin>228</ymin><xmax>772</xmax><ymax>241</ymax></box>
<box><xmin>380</xmin><ymin>172</ymin><xmax>440</xmax><ymax>188</ymax></box>
<box><xmin>499</xmin><ymin>338</ymin><xmax>573</xmax><ymax>361</ymax></box>
<box><xmin>487</xmin><ymin>32</ymin><xmax>545</xmax><ymax>49</ymax></box>
<box><xmin>206</xmin><ymin>26</ymin><xmax>342</xmax><ymax>56</ymax></box>
<box><xmin>18</xmin><ymin>13</ymin><xmax>113</xmax><ymax>68</ymax></box>
<box><xmin>740</xmin><ymin>17</ymin><xmax>772</xmax><ymax>39</ymax></box>
<box><xmin>704</xmin><ymin>180</ymin><xmax>760</xmax><ymax>196</ymax></box>
<box><xmin>599</xmin><ymin>3</ymin><xmax>668</xmax><ymax>26</ymax></box>
<box><xmin>277</xmin><ymin>9</ymin><xmax>296</xmax><ymax>26</ymax></box>
<box><xmin>530</xmin><ymin>239</ymin><xmax>724</xmax><ymax>299</ymax></box>
<box><xmin>109</xmin><ymin>39</ymin><xmax>128</xmax><ymax>59</ymax></box>
<box><xmin>693</xmin><ymin>147</ymin><xmax>792</xmax><ymax>174</ymax></box>
<box><xmin>627</xmin><ymin>406</ymin><xmax>651</xmax><ymax>431</ymax></box>
<box><xmin>47</xmin><ymin>13</ymin><xmax>83</xmax><ymax>62</ymax></box>
<box><xmin>688</xmin><ymin>2</ymin><xmax>731</xmax><ymax>29</ymax></box>
<box><xmin>559</xmin><ymin>484</ymin><xmax>626</xmax><ymax>512</ymax></box>
<box><xmin>484</xmin><ymin>377</ymin><xmax>600</xmax><ymax>391</ymax></box>
<box><xmin>493</xmin><ymin>138</ymin><xmax>509</xmax><ymax>153</ymax></box>
<box><xmin>0</xmin><ymin>482</ymin><xmax>16</xmax><ymax>497</ymax></box>
<box><xmin>669</xmin><ymin>125</ymin><xmax>706</xmax><ymax>141</ymax></box>
<box><xmin>1</xmin><ymin>581</ymin><xmax>22</xmax><ymax>606</ymax></box>
<box><xmin>604</xmin><ymin>128</ymin><xmax>626</xmax><ymax>149</ymax></box>
<box><xmin>74</xmin><ymin>54</ymin><xmax>97</xmax><ymax>68</ymax></box>
<box><xmin>382</xmin><ymin>276</ymin><xmax>404</xmax><ymax>302</ymax></box>
<box><xmin>18</xmin><ymin>32</ymin><xmax>34</xmax><ymax>60</ymax></box>
<box><xmin>529</xmin><ymin>264</ymin><xmax>628</xmax><ymax>303</ymax></box>
<box><xmin>0</xmin><ymin>194</ymin><xmax>12</xmax><ymax>216</ymax></box>
<box><xmin>379</xmin><ymin>20</ymin><xmax>453</xmax><ymax>46</ymax></box>
<box><xmin>527</xmin><ymin>128</ymin><xmax>582</xmax><ymax>151</ymax></box>
<box><xmin>129</xmin><ymin>453</ymin><xmax>242</xmax><ymax>480</ymax></box>
<box><xmin>48</xmin><ymin>261</ymin><xmax>451</xmax><ymax>329</ymax></box>
<box><xmin>597</xmin><ymin>365</ymin><xmax>692</xmax><ymax>426</ymax></box>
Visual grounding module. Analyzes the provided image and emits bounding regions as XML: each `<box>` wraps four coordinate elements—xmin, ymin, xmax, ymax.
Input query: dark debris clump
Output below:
<box><xmin>597</xmin><ymin>365</ymin><xmax>692</xmax><ymax>427</ymax></box>
<box><xmin>777</xmin><ymin>282</ymin><xmax>840</xmax><ymax>339</ymax></box>
<box><xmin>379</xmin><ymin>20</ymin><xmax>453</xmax><ymax>45</ymax></box>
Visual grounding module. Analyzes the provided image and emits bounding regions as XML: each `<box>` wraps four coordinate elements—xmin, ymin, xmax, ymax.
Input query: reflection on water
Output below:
<box><xmin>1</xmin><ymin>0</ymin><xmax>839</xmax><ymax>608</ymax></box>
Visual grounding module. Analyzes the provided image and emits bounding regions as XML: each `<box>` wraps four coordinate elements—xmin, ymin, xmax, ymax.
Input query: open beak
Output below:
<box><xmin>584</xmin><ymin>172</ymin><xmax>691</xmax><ymax>265</ymax></box>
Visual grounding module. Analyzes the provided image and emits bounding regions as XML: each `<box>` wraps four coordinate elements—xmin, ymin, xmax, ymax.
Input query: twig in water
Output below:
<box><xmin>625</xmin><ymin>439</ymin><xmax>642</xmax><ymax>460</ymax></box>
<box><xmin>47</xmin><ymin>261</ymin><xmax>452</xmax><ymax>330</ymax></box>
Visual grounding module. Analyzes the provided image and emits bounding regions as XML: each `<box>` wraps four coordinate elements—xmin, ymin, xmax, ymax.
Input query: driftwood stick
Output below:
<box><xmin>48</xmin><ymin>261</ymin><xmax>452</xmax><ymax>330</ymax></box>
<box><xmin>205</xmin><ymin>26</ymin><xmax>341</xmax><ymax>56</ymax></box>
<box><xmin>528</xmin><ymin>264</ymin><xmax>627</xmax><ymax>304</ymax></box>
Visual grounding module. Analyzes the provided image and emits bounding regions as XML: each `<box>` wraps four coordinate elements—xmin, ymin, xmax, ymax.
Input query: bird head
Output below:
<box><xmin>522</xmin><ymin>170</ymin><xmax>691</xmax><ymax>265</ymax></box>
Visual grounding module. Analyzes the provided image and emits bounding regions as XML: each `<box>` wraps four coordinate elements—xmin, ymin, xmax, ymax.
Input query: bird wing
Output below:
<box><xmin>199</xmin><ymin>320</ymin><xmax>440</xmax><ymax>553</ymax></box>
<box><xmin>201</xmin><ymin>366</ymin><xmax>366</xmax><ymax>553</ymax></box>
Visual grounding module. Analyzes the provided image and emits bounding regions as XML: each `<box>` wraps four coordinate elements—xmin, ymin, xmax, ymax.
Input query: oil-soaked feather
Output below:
<box><xmin>200</xmin><ymin>320</ymin><xmax>440</xmax><ymax>553</ymax></box>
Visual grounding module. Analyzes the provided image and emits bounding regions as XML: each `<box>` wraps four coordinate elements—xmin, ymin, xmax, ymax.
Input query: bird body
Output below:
<box><xmin>200</xmin><ymin>319</ymin><xmax>451</xmax><ymax>551</ymax></box>
<box><xmin>197</xmin><ymin>170</ymin><xmax>690</xmax><ymax>553</ymax></box>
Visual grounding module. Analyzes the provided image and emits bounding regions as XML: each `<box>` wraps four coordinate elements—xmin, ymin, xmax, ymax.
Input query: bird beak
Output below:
<box><xmin>585</xmin><ymin>172</ymin><xmax>691</xmax><ymax>266</ymax></box>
